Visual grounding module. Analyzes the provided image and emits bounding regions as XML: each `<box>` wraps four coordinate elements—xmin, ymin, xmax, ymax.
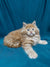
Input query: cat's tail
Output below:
<box><xmin>4</xmin><ymin>36</ymin><xmax>21</xmax><ymax>48</ymax></box>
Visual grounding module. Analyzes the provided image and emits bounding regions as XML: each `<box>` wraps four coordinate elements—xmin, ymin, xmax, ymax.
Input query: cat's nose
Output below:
<box><xmin>30</xmin><ymin>31</ymin><xmax>32</xmax><ymax>33</ymax></box>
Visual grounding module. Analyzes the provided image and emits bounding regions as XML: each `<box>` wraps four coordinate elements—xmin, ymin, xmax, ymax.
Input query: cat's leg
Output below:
<box><xmin>38</xmin><ymin>40</ymin><xmax>48</xmax><ymax>45</ymax></box>
<box><xmin>12</xmin><ymin>41</ymin><xmax>21</xmax><ymax>48</ymax></box>
<box><xmin>4</xmin><ymin>36</ymin><xmax>21</xmax><ymax>48</ymax></box>
<box><xmin>22</xmin><ymin>44</ymin><xmax>38</xmax><ymax>59</ymax></box>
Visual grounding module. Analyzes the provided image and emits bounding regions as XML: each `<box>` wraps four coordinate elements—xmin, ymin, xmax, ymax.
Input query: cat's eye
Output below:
<box><xmin>27</xmin><ymin>29</ymin><xmax>30</xmax><ymax>31</ymax></box>
<box><xmin>32</xmin><ymin>28</ymin><xmax>34</xmax><ymax>30</ymax></box>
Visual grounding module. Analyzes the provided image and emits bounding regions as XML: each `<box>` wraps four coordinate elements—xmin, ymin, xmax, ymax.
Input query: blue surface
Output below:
<box><xmin>0</xmin><ymin>0</ymin><xmax>50</xmax><ymax>67</ymax></box>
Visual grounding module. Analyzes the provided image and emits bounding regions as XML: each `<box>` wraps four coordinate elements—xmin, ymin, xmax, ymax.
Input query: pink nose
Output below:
<box><xmin>30</xmin><ymin>31</ymin><xmax>32</xmax><ymax>33</ymax></box>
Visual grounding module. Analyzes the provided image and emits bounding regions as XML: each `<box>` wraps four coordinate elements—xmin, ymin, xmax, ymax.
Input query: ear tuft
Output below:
<box><xmin>32</xmin><ymin>20</ymin><xmax>36</xmax><ymax>25</ymax></box>
<box><xmin>23</xmin><ymin>22</ymin><xmax>27</xmax><ymax>27</ymax></box>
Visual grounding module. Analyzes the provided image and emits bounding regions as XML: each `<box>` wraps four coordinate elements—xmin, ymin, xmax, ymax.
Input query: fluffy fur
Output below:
<box><xmin>4</xmin><ymin>21</ymin><xmax>48</xmax><ymax>59</ymax></box>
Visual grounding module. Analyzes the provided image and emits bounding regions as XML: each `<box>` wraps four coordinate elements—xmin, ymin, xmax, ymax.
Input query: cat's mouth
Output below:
<box><xmin>27</xmin><ymin>33</ymin><xmax>35</xmax><ymax>36</ymax></box>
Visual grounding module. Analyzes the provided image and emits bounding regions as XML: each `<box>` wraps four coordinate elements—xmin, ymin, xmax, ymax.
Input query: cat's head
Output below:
<box><xmin>21</xmin><ymin>21</ymin><xmax>40</xmax><ymax>36</ymax></box>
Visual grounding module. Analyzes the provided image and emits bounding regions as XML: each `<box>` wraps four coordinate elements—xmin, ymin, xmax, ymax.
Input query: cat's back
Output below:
<box><xmin>5</xmin><ymin>28</ymin><xmax>22</xmax><ymax>40</ymax></box>
<box><xmin>9</xmin><ymin>29</ymin><xmax>22</xmax><ymax>35</ymax></box>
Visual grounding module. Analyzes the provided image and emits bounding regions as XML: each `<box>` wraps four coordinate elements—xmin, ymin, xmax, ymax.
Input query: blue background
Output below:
<box><xmin>0</xmin><ymin>0</ymin><xmax>50</xmax><ymax>67</ymax></box>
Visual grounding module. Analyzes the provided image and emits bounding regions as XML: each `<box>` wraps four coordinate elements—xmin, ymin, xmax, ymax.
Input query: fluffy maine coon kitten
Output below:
<box><xmin>4</xmin><ymin>21</ymin><xmax>48</xmax><ymax>59</ymax></box>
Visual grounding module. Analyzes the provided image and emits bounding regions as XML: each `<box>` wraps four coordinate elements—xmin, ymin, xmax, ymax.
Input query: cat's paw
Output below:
<box><xmin>39</xmin><ymin>40</ymin><xmax>48</xmax><ymax>45</ymax></box>
<box><xmin>28</xmin><ymin>52</ymin><xmax>38</xmax><ymax>59</ymax></box>
<box><xmin>42</xmin><ymin>40</ymin><xmax>48</xmax><ymax>45</ymax></box>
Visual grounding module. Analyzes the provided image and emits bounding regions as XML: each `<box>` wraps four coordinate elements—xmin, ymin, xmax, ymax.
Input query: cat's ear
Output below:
<box><xmin>32</xmin><ymin>20</ymin><xmax>36</xmax><ymax>25</ymax></box>
<box><xmin>23</xmin><ymin>22</ymin><xmax>27</xmax><ymax>27</ymax></box>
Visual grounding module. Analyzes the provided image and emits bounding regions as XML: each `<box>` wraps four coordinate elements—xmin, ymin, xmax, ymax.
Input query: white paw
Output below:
<box><xmin>28</xmin><ymin>52</ymin><xmax>38</xmax><ymax>59</ymax></box>
<box><xmin>42</xmin><ymin>40</ymin><xmax>48</xmax><ymax>45</ymax></box>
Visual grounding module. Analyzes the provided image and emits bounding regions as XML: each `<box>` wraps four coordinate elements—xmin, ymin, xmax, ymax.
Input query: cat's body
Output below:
<box><xmin>4</xmin><ymin>21</ymin><xmax>48</xmax><ymax>59</ymax></box>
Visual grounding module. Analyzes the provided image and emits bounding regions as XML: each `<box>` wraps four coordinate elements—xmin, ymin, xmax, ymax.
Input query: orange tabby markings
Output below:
<box><xmin>4</xmin><ymin>21</ymin><xmax>48</xmax><ymax>59</ymax></box>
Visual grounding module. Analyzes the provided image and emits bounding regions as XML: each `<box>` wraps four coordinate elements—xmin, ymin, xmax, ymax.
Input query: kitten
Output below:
<box><xmin>4</xmin><ymin>21</ymin><xmax>48</xmax><ymax>59</ymax></box>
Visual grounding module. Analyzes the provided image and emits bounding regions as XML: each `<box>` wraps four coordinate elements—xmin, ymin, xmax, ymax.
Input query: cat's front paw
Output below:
<box><xmin>42</xmin><ymin>40</ymin><xmax>48</xmax><ymax>45</ymax></box>
<box><xmin>28</xmin><ymin>52</ymin><xmax>38</xmax><ymax>59</ymax></box>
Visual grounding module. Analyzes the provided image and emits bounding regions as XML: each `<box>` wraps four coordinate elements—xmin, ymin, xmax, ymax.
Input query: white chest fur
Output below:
<box><xmin>26</xmin><ymin>35</ymin><xmax>40</xmax><ymax>45</ymax></box>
